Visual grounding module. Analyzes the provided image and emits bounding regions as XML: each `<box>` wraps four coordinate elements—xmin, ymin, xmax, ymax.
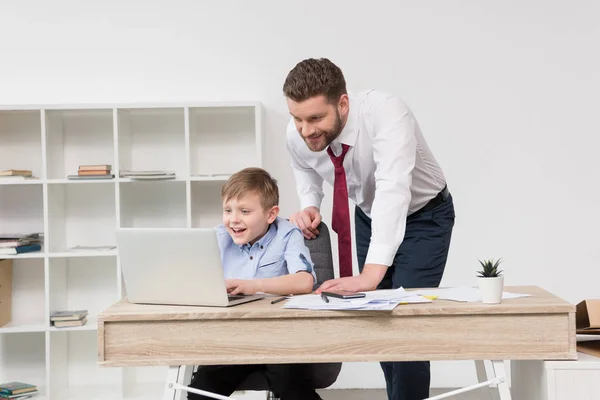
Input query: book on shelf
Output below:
<box><xmin>0</xmin><ymin>391</ymin><xmax>38</xmax><ymax>399</ymax></box>
<box><xmin>79</xmin><ymin>164</ymin><xmax>111</xmax><ymax>172</ymax></box>
<box><xmin>78</xmin><ymin>169</ymin><xmax>112</xmax><ymax>176</ymax></box>
<box><xmin>67</xmin><ymin>174</ymin><xmax>114</xmax><ymax>180</ymax></box>
<box><xmin>0</xmin><ymin>239</ymin><xmax>34</xmax><ymax>248</ymax></box>
<box><xmin>0</xmin><ymin>169</ymin><xmax>38</xmax><ymax>182</ymax></box>
<box><xmin>50</xmin><ymin>309</ymin><xmax>88</xmax><ymax>322</ymax></box>
<box><xmin>0</xmin><ymin>243</ymin><xmax>41</xmax><ymax>255</ymax></box>
<box><xmin>50</xmin><ymin>309</ymin><xmax>88</xmax><ymax>328</ymax></box>
<box><xmin>53</xmin><ymin>317</ymin><xmax>88</xmax><ymax>328</ymax></box>
<box><xmin>120</xmin><ymin>170</ymin><xmax>176</xmax><ymax>180</ymax></box>
<box><xmin>68</xmin><ymin>245</ymin><xmax>116</xmax><ymax>252</ymax></box>
<box><xmin>0</xmin><ymin>233</ymin><xmax>42</xmax><ymax>240</ymax></box>
<box><xmin>0</xmin><ymin>233</ymin><xmax>42</xmax><ymax>255</ymax></box>
<box><xmin>67</xmin><ymin>164</ymin><xmax>114</xmax><ymax>180</ymax></box>
<box><xmin>0</xmin><ymin>170</ymin><xmax>32</xmax><ymax>177</ymax></box>
<box><xmin>0</xmin><ymin>381</ymin><xmax>37</xmax><ymax>396</ymax></box>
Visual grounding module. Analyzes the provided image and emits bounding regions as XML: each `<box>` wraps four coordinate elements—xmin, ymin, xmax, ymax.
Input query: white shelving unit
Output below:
<box><xmin>0</xmin><ymin>102</ymin><xmax>262</xmax><ymax>399</ymax></box>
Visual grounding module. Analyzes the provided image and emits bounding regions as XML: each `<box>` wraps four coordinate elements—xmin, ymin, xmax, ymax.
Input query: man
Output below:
<box><xmin>283</xmin><ymin>58</ymin><xmax>455</xmax><ymax>400</ymax></box>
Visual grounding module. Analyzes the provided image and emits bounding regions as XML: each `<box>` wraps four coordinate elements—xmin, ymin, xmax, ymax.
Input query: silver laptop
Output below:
<box><xmin>116</xmin><ymin>227</ymin><xmax>265</xmax><ymax>307</ymax></box>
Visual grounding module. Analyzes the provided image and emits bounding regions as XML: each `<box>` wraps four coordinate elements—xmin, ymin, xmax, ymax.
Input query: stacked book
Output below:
<box><xmin>0</xmin><ymin>381</ymin><xmax>38</xmax><ymax>398</ymax></box>
<box><xmin>0</xmin><ymin>169</ymin><xmax>37</xmax><ymax>182</ymax></box>
<box><xmin>0</xmin><ymin>233</ymin><xmax>42</xmax><ymax>255</ymax></box>
<box><xmin>120</xmin><ymin>170</ymin><xmax>175</xmax><ymax>180</ymax></box>
<box><xmin>50</xmin><ymin>309</ymin><xmax>88</xmax><ymax>328</ymax></box>
<box><xmin>68</xmin><ymin>164</ymin><xmax>114</xmax><ymax>180</ymax></box>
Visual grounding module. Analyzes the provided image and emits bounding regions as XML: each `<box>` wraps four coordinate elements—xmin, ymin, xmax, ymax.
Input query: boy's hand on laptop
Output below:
<box><xmin>289</xmin><ymin>206</ymin><xmax>321</xmax><ymax>239</ymax></box>
<box><xmin>226</xmin><ymin>279</ymin><xmax>261</xmax><ymax>295</ymax></box>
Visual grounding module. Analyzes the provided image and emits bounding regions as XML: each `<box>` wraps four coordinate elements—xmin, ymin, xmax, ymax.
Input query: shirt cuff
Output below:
<box><xmin>288</xmin><ymin>259</ymin><xmax>318</xmax><ymax>283</ymax></box>
<box><xmin>300</xmin><ymin>194</ymin><xmax>322</xmax><ymax>211</ymax></box>
<box><xmin>365</xmin><ymin>243</ymin><xmax>397</xmax><ymax>267</ymax></box>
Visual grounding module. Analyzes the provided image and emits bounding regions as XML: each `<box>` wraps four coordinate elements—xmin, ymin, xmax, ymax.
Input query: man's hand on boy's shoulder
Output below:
<box><xmin>226</xmin><ymin>279</ymin><xmax>262</xmax><ymax>295</ymax></box>
<box><xmin>289</xmin><ymin>206</ymin><xmax>321</xmax><ymax>239</ymax></box>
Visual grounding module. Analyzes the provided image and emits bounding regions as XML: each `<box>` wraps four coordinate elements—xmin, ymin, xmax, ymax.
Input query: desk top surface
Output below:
<box><xmin>99</xmin><ymin>285</ymin><xmax>574</xmax><ymax>323</ymax></box>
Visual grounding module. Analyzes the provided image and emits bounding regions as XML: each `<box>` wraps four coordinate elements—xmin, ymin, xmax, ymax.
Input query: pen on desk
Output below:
<box><xmin>321</xmin><ymin>293</ymin><xmax>329</xmax><ymax>303</ymax></box>
<box><xmin>271</xmin><ymin>295</ymin><xmax>290</xmax><ymax>304</ymax></box>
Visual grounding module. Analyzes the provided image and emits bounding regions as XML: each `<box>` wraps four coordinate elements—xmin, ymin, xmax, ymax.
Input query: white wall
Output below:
<box><xmin>2</xmin><ymin>0</ymin><xmax>599</xmax><ymax>389</ymax></box>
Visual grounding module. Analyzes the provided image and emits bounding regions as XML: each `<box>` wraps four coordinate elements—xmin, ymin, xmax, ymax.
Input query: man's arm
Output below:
<box><xmin>286</xmin><ymin>127</ymin><xmax>325</xmax><ymax>238</ymax></box>
<box><xmin>365</xmin><ymin>95</ymin><xmax>417</xmax><ymax>267</ymax></box>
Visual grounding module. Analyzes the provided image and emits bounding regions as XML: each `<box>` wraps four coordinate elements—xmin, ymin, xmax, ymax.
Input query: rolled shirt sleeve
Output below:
<box><xmin>284</xmin><ymin>228</ymin><xmax>318</xmax><ymax>283</ymax></box>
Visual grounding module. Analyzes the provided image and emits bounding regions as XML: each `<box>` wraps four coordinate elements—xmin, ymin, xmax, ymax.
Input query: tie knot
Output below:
<box><xmin>327</xmin><ymin>144</ymin><xmax>350</xmax><ymax>168</ymax></box>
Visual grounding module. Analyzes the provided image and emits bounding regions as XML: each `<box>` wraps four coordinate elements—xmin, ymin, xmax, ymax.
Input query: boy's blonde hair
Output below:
<box><xmin>221</xmin><ymin>168</ymin><xmax>279</xmax><ymax>210</ymax></box>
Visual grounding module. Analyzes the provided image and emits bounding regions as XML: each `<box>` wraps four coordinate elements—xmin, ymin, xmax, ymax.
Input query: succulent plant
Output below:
<box><xmin>477</xmin><ymin>258</ymin><xmax>503</xmax><ymax>277</ymax></box>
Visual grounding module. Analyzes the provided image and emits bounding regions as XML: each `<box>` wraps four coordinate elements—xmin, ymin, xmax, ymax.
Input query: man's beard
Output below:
<box><xmin>302</xmin><ymin>111</ymin><xmax>343</xmax><ymax>152</ymax></box>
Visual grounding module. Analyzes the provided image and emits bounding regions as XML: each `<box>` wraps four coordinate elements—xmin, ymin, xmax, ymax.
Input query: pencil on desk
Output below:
<box><xmin>271</xmin><ymin>295</ymin><xmax>291</xmax><ymax>304</ymax></box>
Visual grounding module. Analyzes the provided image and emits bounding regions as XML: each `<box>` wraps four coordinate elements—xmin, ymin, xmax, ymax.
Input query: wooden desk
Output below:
<box><xmin>98</xmin><ymin>286</ymin><xmax>576</xmax><ymax>368</ymax></box>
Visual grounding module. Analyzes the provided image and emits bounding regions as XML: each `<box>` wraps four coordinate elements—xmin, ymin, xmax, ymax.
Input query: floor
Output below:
<box><xmin>236</xmin><ymin>387</ymin><xmax>487</xmax><ymax>400</ymax></box>
<box><xmin>317</xmin><ymin>388</ymin><xmax>483</xmax><ymax>399</ymax></box>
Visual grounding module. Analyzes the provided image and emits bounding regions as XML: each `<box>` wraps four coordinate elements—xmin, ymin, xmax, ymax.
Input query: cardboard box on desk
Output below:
<box><xmin>577</xmin><ymin>340</ymin><xmax>600</xmax><ymax>358</ymax></box>
<box><xmin>576</xmin><ymin>299</ymin><xmax>600</xmax><ymax>334</ymax></box>
<box><xmin>0</xmin><ymin>259</ymin><xmax>12</xmax><ymax>327</ymax></box>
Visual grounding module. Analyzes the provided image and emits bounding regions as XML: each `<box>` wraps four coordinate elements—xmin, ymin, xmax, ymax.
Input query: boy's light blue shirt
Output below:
<box><xmin>215</xmin><ymin>216</ymin><xmax>317</xmax><ymax>282</ymax></box>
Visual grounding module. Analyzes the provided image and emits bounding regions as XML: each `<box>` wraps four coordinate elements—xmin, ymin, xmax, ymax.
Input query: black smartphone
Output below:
<box><xmin>322</xmin><ymin>290</ymin><xmax>366</xmax><ymax>299</ymax></box>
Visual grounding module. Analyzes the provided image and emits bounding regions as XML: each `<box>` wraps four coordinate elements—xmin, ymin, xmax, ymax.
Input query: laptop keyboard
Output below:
<box><xmin>228</xmin><ymin>295</ymin><xmax>246</xmax><ymax>301</ymax></box>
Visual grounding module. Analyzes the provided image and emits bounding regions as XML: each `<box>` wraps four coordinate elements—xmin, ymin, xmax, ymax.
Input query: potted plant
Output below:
<box><xmin>477</xmin><ymin>258</ymin><xmax>504</xmax><ymax>304</ymax></box>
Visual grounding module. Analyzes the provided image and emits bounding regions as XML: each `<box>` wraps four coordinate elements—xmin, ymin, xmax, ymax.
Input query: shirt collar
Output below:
<box><xmin>238</xmin><ymin>220</ymin><xmax>278</xmax><ymax>251</ymax></box>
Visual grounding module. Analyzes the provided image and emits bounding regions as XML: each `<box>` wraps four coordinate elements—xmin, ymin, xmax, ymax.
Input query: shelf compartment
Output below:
<box><xmin>189</xmin><ymin>106</ymin><xmax>259</xmax><ymax>176</ymax></box>
<box><xmin>0</xmin><ymin>259</ymin><xmax>45</xmax><ymax>332</ymax></box>
<box><xmin>0</xmin><ymin>110</ymin><xmax>43</xmax><ymax>180</ymax></box>
<box><xmin>119</xmin><ymin>180</ymin><xmax>186</xmax><ymax>228</ymax></box>
<box><xmin>117</xmin><ymin>108</ymin><xmax>186</xmax><ymax>178</ymax></box>
<box><xmin>50</xmin><ymin>330</ymin><xmax>121</xmax><ymax>399</ymax></box>
<box><xmin>191</xmin><ymin>180</ymin><xmax>224</xmax><ymax>228</ymax></box>
<box><xmin>48</xmin><ymin>257</ymin><xmax>117</xmax><ymax>331</ymax></box>
<box><xmin>0</xmin><ymin>332</ymin><xmax>46</xmax><ymax>396</ymax></box>
<box><xmin>47</xmin><ymin>182</ymin><xmax>116</xmax><ymax>253</ymax></box>
<box><xmin>0</xmin><ymin>184</ymin><xmax>45</xmax><ymax>254</ymax></box>
<box><xmin>45</xmin><ymin>109</ymin><xmax>114</xmax><ymax>180</ymax></box>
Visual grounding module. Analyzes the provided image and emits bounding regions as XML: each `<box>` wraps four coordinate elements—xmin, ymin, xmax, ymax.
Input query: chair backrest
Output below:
<box><xmin>304</xmin><ymin>222</ymin><xmax>334</xmax><ymax>290</ymax></box>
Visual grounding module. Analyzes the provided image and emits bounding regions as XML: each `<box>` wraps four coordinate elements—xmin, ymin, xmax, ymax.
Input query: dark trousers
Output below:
<box><xmin>355</xmin><ymin>194</ymin><xmax>455</xmax><ymax>400</ymax></box>
<box><xmin>188</xmin><ymin>364</ymin><xmax>322</xmax><ymax>400</ymax></box>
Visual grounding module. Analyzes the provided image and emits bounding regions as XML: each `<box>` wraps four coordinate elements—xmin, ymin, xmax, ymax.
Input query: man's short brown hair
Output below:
<box><xmin>221</xmin><ymin>167</ymin><xmax>279</xmax><ymax>210</ymax></box>
<box><xmin>282</xmin><ymin>58</ymin><xmax>347</xmax><ymax>103</ymax></box>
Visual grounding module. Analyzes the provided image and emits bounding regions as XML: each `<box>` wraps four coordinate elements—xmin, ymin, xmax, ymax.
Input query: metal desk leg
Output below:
<box><xmin>475</xmin><ymin>360</ymin><xmax>496</xmax><ymax>400</ymax></box>
<box><xmin>425</xmin><ymin>360</ymin><xmax>511</xmax><ymax>400</ymax></box>
<box><xmin>492</xmin><ymin>360</ymin><xmax>512</xmax><ymax>400</ymax></box>
<box><xmin>163</xmin><ymin>365</ymin><xmax>235</xmax><ymax>400</ymax></box>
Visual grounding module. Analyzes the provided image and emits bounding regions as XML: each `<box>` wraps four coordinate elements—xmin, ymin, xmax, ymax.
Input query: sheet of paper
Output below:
<box><xmin>415</xmin><ymin>286</ymin><xmax>531</xmax><ymax>302</ymax></box>
<box><xmin>282</xmin><ymin>287</ymin><xmax>432</xmax><ymax>310</ymax></box>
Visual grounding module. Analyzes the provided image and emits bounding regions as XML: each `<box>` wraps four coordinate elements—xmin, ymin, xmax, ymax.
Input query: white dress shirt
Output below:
<box><xmin>285</xmin><ymin>90</ymin><xmax>447</xmax><ymax>267</ymax></box>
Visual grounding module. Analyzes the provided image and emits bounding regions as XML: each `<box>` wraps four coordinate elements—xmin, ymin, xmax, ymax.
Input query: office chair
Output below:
<box><xmin>191</xmin><ymin>222</ymin><xmax>342</xmax><ymax>399</ymax></box>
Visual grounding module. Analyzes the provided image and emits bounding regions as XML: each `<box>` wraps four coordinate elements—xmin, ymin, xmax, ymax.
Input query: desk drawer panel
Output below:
<box><xmin>99</xmin><ymin>312</ymin><xmax>574</xmax><ymax>367</ymax></box>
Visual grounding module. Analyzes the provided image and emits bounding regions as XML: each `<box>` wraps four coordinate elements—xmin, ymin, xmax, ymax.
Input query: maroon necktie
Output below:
<box><xmin>327</xmin><ymin>144</ymin><xmax>353</xmax><ymax>278</ymax></box>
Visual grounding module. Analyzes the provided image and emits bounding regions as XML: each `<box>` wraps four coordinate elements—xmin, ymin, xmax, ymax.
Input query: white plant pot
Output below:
<box><xmin>478</xmin><ymin>275</ymin><xmax>504</xmax><ymax>304</ymax></box>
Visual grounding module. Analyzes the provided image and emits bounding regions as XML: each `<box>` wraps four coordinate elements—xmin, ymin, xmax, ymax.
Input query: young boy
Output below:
<box><xmin>188</xmin><ymin>167</ymin><xmax>322</xmax><ymax>400</ymax></box>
